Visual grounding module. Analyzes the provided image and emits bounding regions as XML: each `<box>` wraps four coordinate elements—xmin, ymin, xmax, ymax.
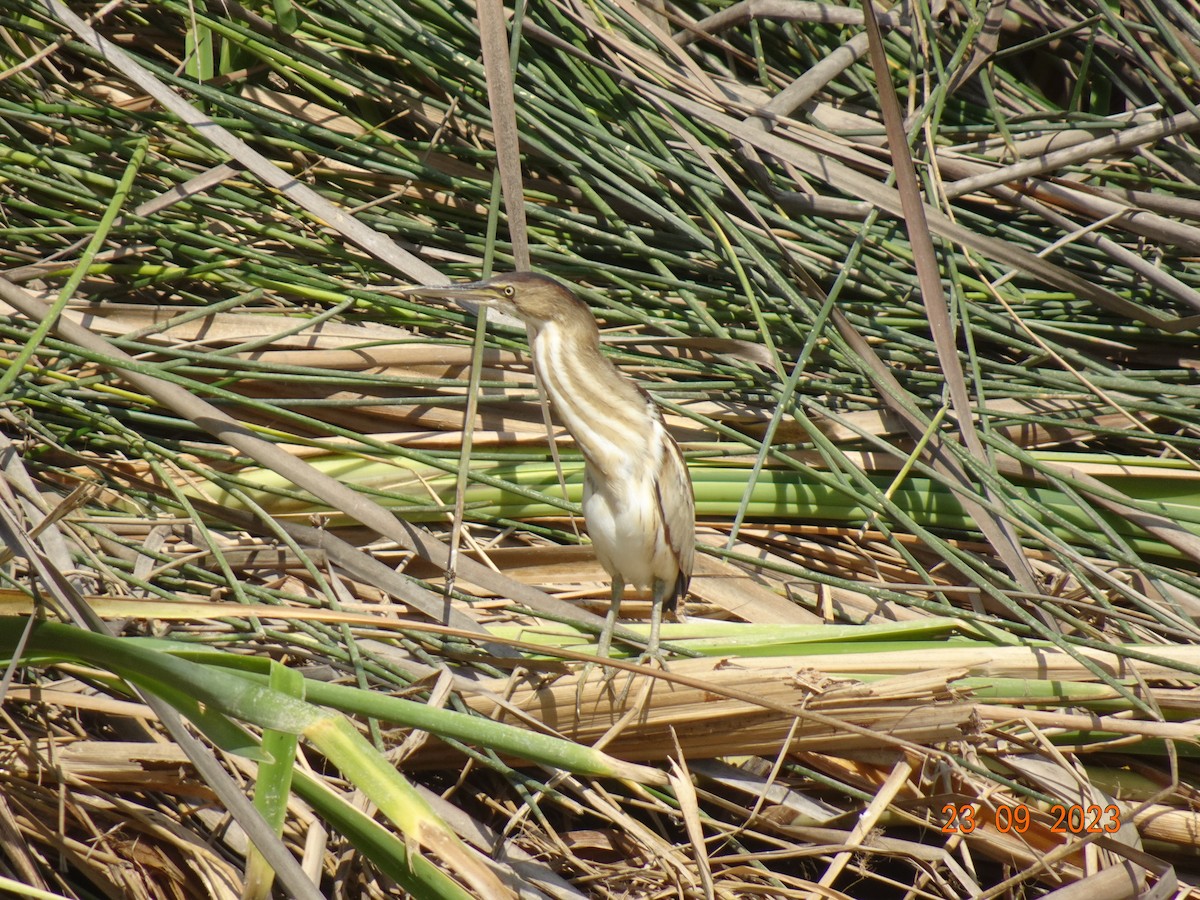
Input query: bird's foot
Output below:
<box><xmin>574</xmin><ymin>654</ymin><xmax>622</xmax><ymax>702</ymax></box>
<box><xmin>631</xmin><ymin>644</ymin><xmax>668</xmax><ymax>669</ymax></box>
<box><xmin>612</xmin><ymin>647</ymin><xmax>668</xmax><ymax>706</ymax></box>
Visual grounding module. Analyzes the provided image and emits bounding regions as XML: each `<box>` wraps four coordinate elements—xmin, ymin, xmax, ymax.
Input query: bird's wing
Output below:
<box><xmin>655</xmin><ymin>430</ymin><xmax>695</xmax><ymax>611</ymax></box>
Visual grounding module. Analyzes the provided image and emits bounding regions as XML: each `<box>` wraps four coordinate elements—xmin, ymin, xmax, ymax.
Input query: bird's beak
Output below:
<box><xmin>401</xmin><ymin>281</ymin><xmax>522</xmax><ymax>327</ymax></box>
<box><xmin>401</xmin><ymin>281</ymin><xmax>500</xmax><ymax>305</ymax></box>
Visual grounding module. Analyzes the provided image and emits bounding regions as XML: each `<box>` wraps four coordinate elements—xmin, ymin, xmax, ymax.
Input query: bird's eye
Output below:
<box><xmin>503</xmin><ymin>285</ymin><xmax>515</xmax><ymax>297</ymax></box>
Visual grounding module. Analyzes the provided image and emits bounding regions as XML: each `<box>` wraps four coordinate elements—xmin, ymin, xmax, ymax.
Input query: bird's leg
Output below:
<box><xmin>595</xmin><ymin>576</ymin><xmax>624</xmax><ymax>661</ymax></box>
<box><xmin>645</xmin><ymin>577</ymin><xmax>666</xmax><ymax>662</ymax></box>
<box><xmin>611</xmin><ymin>578</ymin><xmax>670</xmax><ymax>709</ymax></box>
<box><xmin>575</xmin><ymin>578</ymin><xmax>625</xmax><ymax>713</ymax></box>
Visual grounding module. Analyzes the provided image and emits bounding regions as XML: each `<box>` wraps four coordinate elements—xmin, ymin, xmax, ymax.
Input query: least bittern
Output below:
<box><xmin>410</xmin><ymin>273</ymin><xmax>694</xmax><ymax>660</ymax></box>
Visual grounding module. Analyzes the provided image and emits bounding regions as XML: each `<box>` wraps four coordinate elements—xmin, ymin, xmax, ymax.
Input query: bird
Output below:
<box><xmin>410</xmin><ymin>272</ymin><xmax>694</xmax><ymax>662</ymax></box>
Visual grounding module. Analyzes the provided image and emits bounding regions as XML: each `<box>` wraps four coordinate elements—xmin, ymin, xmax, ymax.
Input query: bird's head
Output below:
<box><xmin>405</xmin><ymin>272</ymin><xmax>593</xmax><ymax>331</ymax></box>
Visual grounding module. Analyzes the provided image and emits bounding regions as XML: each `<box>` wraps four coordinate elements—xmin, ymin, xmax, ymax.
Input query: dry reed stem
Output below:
<box><xmin>456</xmin><ymin>659</ymin><xmax>973</xmax><ymax>764</ymax></box>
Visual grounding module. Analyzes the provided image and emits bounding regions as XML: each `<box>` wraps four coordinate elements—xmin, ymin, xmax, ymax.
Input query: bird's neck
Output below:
<box><xmin>528</xmin><ymin>320</ymin><xmax>658</xmax><ymax>471</ymax></box>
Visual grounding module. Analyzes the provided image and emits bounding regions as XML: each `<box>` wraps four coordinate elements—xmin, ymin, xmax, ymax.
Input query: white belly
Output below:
<box><xmin>583</xmin><ymin>471</ymin><xmax>673</xmax><ymax>590</ymax></box>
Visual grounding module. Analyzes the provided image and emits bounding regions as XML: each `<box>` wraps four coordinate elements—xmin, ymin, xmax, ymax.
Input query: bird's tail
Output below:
<box><xmin>664</xmin><ymin>572</ymin><xmax>690</xmax><ymax>620</ymax></box>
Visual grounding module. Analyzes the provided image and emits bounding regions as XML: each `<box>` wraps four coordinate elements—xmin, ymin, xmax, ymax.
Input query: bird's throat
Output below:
<box><xmin>530</xmin><ymin>323</ymin><xmax>658</xmax><ymax>473</ymax></box>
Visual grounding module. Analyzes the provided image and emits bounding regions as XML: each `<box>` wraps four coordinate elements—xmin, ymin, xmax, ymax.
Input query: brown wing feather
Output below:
<box><xmin>655</xmin><ymin>430</ymin><xmax>695</xmax><ymax>615</ymax></box>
